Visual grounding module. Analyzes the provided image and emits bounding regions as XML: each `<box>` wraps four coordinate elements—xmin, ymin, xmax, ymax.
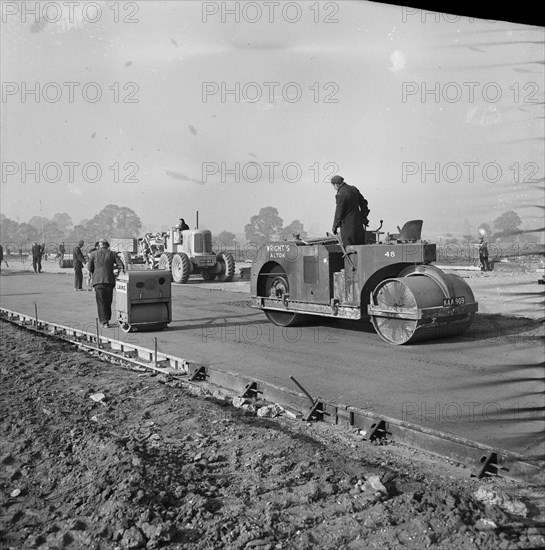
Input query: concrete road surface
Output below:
<box><xmin>1</xmin><ymin>266</ymin><xmax>543</xmax><ymax>461</ymax></box>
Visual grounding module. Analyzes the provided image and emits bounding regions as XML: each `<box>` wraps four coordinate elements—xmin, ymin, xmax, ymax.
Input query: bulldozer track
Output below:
<box><xmin>1</xmin><ymin>306</ymin><xmax>543</xmax><ymax>487</ymax></box>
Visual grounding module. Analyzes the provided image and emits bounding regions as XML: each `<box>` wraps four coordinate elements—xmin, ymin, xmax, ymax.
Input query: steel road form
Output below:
<box><xmin>1</xmin><ymin>306</ymin><xmax>543</xmax><ymax>486</ymax></box>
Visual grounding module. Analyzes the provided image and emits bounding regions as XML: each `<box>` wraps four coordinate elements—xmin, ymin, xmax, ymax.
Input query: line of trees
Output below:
<box><xmin>244</xmin><ymin>206</ymin><xmax>308</xmax><ymax>244</ymax></box>
<box><xmin>441</xmin><ymin>211</ymin><xmax>539</xmax><ymax>245</ymax></box>
<box><xmin>0</xmin><ymin>205</ymin><xmax>309</xmax><ymax>256</ymax></box>
<box><xmin>478</xmin><ymin>210</ymin><xmax>540</xmax><ymax>243</ymax></box>
<box><xmin>0</xmin><ymin>204</ymin><xmax>142</xmax><ymax>254</ymax></box>
<box><xmin>3</xmin><ymin>205</ymin><xmax>537</xmax><ymax>256</ymax></box>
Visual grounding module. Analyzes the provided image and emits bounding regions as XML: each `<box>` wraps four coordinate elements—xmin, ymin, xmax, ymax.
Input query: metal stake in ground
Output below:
<box><xmin>289</xmin><ymin>375</ymin><xmax>324</xmax><ymax>422</ymax></box>
<box><xmin>95</xmin><ymin>318</ymin><xmax>101</xmax><ymax>349</ymax></box>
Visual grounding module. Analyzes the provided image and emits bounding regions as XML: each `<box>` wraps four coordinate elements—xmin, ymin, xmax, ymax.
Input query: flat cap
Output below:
<box><xmin>330</xmin><ymin>175</ymin><xmax>344</xmax><ymax>185</ymax></box>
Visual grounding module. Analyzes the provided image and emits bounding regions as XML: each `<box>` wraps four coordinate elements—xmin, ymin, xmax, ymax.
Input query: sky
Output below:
<box><xmin>1</xmin><ymin>1</ymin><xmax>543</xmax><ymax>240</ymax></box>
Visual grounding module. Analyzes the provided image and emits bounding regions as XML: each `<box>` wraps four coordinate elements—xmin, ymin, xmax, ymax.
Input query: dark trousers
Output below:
<box><xmin>32</xmin><ymin>257</ymin><xmax>42</xmax><ymax>273</ymax></box>
<box><xmin>94</xmin><ymin>283</ymin><xmax>114</xmax><ymax>324</ymax></box>
<box><xmin>480</xmin><ymin>255</ymin><xmax>491</xmax><ymax>271</ymax></box>
<box><xmin>74</xmin><ymin>265</ymin><xmax>83</xmax><ymax>289</ymax></box>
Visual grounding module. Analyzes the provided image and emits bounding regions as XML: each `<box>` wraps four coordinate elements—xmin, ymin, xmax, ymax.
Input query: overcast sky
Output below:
<box><xmin>1</xmin><ymin>1</ymin><xmax>543</xmax><ymax>239</ymax></box>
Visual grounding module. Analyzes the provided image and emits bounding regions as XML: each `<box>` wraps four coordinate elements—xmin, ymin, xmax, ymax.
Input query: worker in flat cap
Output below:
<box><xmin>88</xmin><ymin>238</ymin><xmax>124</xmax><ymax>328</ymax></box>
<box><xmin>330</xmin><ymin>175</ymin><xmax>370</xmax><ymax>246</ymax></box>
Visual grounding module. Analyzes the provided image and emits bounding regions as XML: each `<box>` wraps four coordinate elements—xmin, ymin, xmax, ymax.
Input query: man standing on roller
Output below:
<box><xmin>330</xmin><ymin>175</ymin><xmax>370</xmax><ymax>246</ymax></box>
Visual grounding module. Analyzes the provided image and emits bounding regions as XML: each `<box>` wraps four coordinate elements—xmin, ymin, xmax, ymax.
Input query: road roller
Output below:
<box><xmin>250</xmin><ymin>220</ymin><xmax>478</xmax><ymax>345</ymax></box>
<box><xmin>115</xmin><ymin>269</ymin><xmax>172</xmax><ymax>333</ymax></box>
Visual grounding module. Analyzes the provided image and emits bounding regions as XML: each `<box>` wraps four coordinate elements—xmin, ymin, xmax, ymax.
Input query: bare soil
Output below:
<box><xmin>1</xmin><ymin>322</ymin><xmax>544</xmax><ymax>550</ymax></box>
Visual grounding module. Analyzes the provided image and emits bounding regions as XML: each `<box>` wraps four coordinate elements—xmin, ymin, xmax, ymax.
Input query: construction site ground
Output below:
<box><xmin>0</xmin><ymin>260</ymin><xmax>544</xmax><ymax>549</ymax></box>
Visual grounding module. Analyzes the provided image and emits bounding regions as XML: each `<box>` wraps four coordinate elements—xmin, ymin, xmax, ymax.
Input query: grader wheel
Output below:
<box><xmin>171</xmin><ymin>253</ymin><xmax>190</xmax><ymax>283</ymax></box>
<box><xmin>158</xmin><ymin>253</ymin><xmax>173</xmax><ymax>271</ymax></box>
<box><xmin>121</xmin><ymin>251</ymin><xmax>131</xmax><ymax>269</ymax></box>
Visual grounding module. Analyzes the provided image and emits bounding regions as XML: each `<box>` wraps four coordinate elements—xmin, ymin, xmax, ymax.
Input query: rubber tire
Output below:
<box><xmin>201</xmin><ymin>270</ymin><xmax>217</xmax><ymax>281</ymax></box>
<box><xmin>216</xmin><ymin>252</ymin><xmax>235</xmax><ymax>282</ymax></box>
<box><xmin>263</xmin><ymin>270</ymin><xmax>306</xmax><ymax>327</ymax></box>
<box><xmin>120</xmin><ymin>322</ymin><xmax>132</xmax><ymax>333</ymax></box>
<box><xmin>171</xmin><ymin>253</ymin><xmax>190</xmax><ymax>283</ymax></box>
<box><xmin>158</xmin><ymin>252</ymin><xmax>173</xmax><ymax>271</ymax></box>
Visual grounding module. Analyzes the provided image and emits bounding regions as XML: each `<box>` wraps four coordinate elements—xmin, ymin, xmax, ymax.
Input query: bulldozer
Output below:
<box><xmin>250</xmin><ymin>220</ymin><xmax>478</xmax><ymax>345</ymax></box>
<box><xmin>124</xmin><ymin>228</ymin><xmax>235</xmax><ymax>284</ymax></box>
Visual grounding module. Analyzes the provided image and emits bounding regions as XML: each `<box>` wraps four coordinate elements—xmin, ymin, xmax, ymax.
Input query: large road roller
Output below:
<box><xmin>250</xmin><ymin>220</ymin><xmax>478</xmax><ymax>345</ymax></box>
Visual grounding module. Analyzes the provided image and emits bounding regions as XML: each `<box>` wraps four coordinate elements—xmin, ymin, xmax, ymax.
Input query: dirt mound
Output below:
<box><xmin>1</xmin><ymin>322</ymin><xmax>544</xmax><ymax>549</ymax></box>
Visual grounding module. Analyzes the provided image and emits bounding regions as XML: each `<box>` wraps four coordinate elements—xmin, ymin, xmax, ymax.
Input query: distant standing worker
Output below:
<box><xmin>479</xmin><ymin>237</ymin><xmax>491</xmax><ymax>272</ymax></box>
<box><xmin>58</xmin><ymin>242</ymin><xmax>65</xmax><ymax>262</ymax></box>
<box><xmin>73</xmin><ymin>240</ymin><xmax>87</xmax><ymax>290</ymax></box>
<box><xmin>330</xmin><ymin>175</ymin><xmax>370</xmax><ymax>246</ymax></box>
<box><xmin>31</xmin><ymin>242</ymin><xmax>44</xmax><ymax>273</ymax></box>
<box><xmin>0</xmin><ymin>244</ymin><xmax>7</xmax><ymax>271</ymax></box>
<box><xmin>88</xmin><ymin>239</ymin><xmax>125</xmax><ymax>328</ymax></box>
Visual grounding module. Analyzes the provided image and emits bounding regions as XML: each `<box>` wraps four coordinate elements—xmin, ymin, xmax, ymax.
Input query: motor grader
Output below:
<box><xmin>125</xmin><ymin>228</ymin><xmax>235</xmax><ymax>284</ymax></box>
<box><xmin>250</xmin><ymin>220</ymin><xmax>478</xmax><ymax>345</ymax></box>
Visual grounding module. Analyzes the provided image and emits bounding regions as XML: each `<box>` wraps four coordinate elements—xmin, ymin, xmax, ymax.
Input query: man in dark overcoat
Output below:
<box><xmin>31</xmin><ymin>242</ymin><xmax>44</xmax><ymax>273</ymax></box>
<box><xmin>88</xmin><ymin>239</ymin><xmax>124</xmax><ymax>328</ymax></box>
<box><xmin>73</xmin><ymin>240</ymin><xmax>86</xmax><ymax>290</ymax></box>
<box><xmin>177</xmin><ymin>218</ymin><xmax>189</xmax><ymax>231</ymax></box>
<box><xmin>478</xmin><ymin>237</ymin><xmax>491</xmax><ymax>272</ymax></box>
<box><xmin>330</xmin><ymin>175</ymin><xmax>370</xmax><ymax>246</ymax></box>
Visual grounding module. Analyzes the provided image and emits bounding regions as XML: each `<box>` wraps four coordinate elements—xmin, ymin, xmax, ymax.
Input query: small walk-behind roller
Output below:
<box><xmin>250</xmin><ymin>220</ymin><xmax>478</xmax><ymax>345</ymax></box>
<box><xmin>115</xmin><ymin>269</ymin><xmax>172</xmax><ymax>333</ymax></box>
